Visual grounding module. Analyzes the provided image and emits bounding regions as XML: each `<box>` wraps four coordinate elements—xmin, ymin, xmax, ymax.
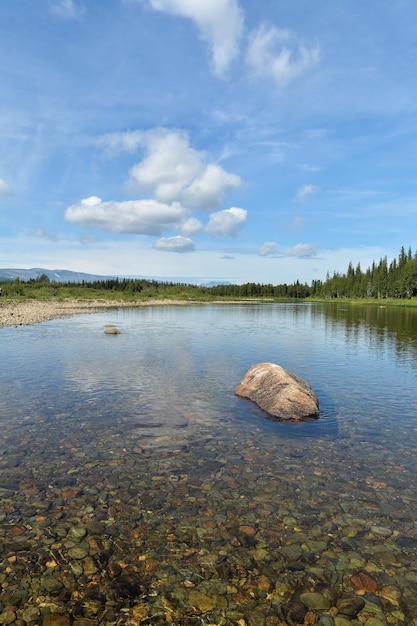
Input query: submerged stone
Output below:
<box><xmin>235</xmin><ymin>362</ymin><xmax>319</xmax><ymax>421</ymax></box>
<box><xmin>300</xmin><ymin>591</ymin><xmax>331</xmax><ymax>610</ymax></box>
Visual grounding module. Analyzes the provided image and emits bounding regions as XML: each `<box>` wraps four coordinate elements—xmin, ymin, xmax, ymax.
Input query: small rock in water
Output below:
<box><xmin>396</xmin><ymin>535</ymin><xmax>417</xmax><ymax>549</ymax></box>
<box><xmin>336</xmin><ymin>595</ymin><xmax>366</xmax><ymax>617</ymax></box>
<box><xmin>188</xmin><ymin>590</ymin><xmax>216</xmax><ymax>612</ymax></box>
<box><xmin>300</xmin><ymin>591</ymin><xmax>331</xmax><ymax>610</ymax></box>
<box><xmin>350</xmin><ymin>570</ymin><xmax>378</xmax><ymax>593</ymax></box>
<box><xmin>104</xmin><ymin>324</ymin><xmax>120</xmax><ymax>335</ymax></box>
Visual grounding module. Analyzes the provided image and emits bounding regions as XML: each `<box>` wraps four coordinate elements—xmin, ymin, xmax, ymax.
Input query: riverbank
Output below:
<box><xmin>0</xmin><ymin>298</ymin><xmax>192</xmax><ymax>328</ymax></box>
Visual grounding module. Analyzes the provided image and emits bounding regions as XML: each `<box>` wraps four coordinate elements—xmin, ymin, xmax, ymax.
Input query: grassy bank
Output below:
<box><xmin>2</xmin><ymin>278</ymin><xmax>417</xmax><ymax>307</ymax></box>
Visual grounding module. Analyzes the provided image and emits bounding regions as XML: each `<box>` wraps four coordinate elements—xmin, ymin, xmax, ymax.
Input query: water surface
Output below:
<box><xmin>1</xmin><ymin>303</ymin><xmax>417</xmax><ymax>624</ymax></box>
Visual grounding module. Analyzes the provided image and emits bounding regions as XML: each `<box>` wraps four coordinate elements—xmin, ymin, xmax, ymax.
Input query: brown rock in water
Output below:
<box><xmin>350</xmin><ymin>570</ymin><xmax>378</xmax><ymax>593</ymax></box>
<box><xmin>234</xmin><ymin>362</ymin><xmax>319</xmax><ymax>422</ymax></box>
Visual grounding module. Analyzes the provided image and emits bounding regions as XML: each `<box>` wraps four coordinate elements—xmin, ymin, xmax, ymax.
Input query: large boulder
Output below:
<box><xmin>235</xmin><ymin>362</ymin><xmax>319</xmax><ymax>422</ymax></box>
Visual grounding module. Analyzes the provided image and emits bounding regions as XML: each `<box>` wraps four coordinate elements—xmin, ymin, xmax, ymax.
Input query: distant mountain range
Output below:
<box><xmin>0</xmin><ymin>267</ymin><xmax>114</xmax><ymax>283</ymax></box>
<box><xmin>0</xmin><ymin>267</ymin><xmax>230</xmax><ymax>287</ymax></box>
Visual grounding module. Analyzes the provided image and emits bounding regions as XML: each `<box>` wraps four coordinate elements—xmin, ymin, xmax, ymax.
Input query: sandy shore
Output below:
<box><xmin>0</xmin><ymin>298</ymin><xmax>191</xmax><ymax>328</ymax></box>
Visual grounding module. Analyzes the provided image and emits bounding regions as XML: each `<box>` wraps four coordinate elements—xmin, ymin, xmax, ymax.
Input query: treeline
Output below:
<box><xmin>2</xmin><ymin>246</ymin><xmax>417</xmax><ymax>301</ymax></box>
<box><xmin>312</xmin><ymin>246</ymin><xmax>417</xmax><ymax>300</ymax></box>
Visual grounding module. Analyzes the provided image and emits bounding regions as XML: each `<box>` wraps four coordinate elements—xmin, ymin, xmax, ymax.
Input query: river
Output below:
<box><xmin>1</xmin><ymin>302</ymin><xmax>417</xmax><ymax>624</ymax></box>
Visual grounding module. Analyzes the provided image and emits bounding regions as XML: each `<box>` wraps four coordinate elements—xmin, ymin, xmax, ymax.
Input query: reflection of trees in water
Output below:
<box><xmin>315</xmin><ymin>302</ymin><xmax>417</xmax><ymax>366</ymax></box>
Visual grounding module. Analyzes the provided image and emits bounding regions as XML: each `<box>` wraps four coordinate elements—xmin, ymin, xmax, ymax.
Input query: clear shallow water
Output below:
<box><xmin>1</xmin><ymin>302</ymin><xmax>417</xmax><ymax>625</ymax></box>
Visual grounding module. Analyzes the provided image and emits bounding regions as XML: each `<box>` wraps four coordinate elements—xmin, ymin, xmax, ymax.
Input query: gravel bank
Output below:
<box><xmin>0</xmin><ymin>298</ymin><xmax>189</xmax><ymax>328</ymax></box>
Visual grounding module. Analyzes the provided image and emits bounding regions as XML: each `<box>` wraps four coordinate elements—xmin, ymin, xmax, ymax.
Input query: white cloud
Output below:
<box><xmin>50</xmin><ymin>0</ymin><xmax>85</xmax><ymax>20</ymax></box>
<box><xmin>181</xmin><ymin>164</ymin><xmax>241</xmax><ymax>210</ymax></box>
<box><xmin>284</xmin><ymin>243</ymin><xmax>318</xmax><ymax>258</ymax></box>
<box><xmin>295</xmin><ymin>184</ymin><xmax>319</xmax><ymax>202</ymax></box>
<box><xmin>94</xmin><ymin>130</ymin><xmax>144</xmax><ymax>157</ymax></box>
<box><xmin>180</xmin><ymin>217</ymin><xmax>203</xmax><ymax>236</ymax></box>
<box><xmin>126</xmin><ymin>128</ymin><xmax>241</xmax><ymax>209</ymax></box>
<box><xmin>154</xmin><ymin>235</ymin><xmax>195</xmax><ymax>253</ymax></box>
<box><xmin>206</xmin><ymin>207</ymin><xmax>247</xmax><ymax>237</ymax></box>
<box><xmin>246</xmin><ymin>23</ymin><xmax>320</xmax><ymax>87</ymax></box>
<box><xmin>65</xmin><ymin>196</ymin><xmax>188</xmax><ymax>235</ymax></box>
<box><xmin>258</xmin><ymin>241</ymin><xmax>278</xmax><ymax>256</ymax></box>
<box><xmin>0</xmin><ymin>178</ymin><xmax>12</xmax><ymax>197</ymax></box>
<box><xmin>142</xmin><ymin>0</ymin><xmax>244</xmax><ymax>76</ymax></box>
<box><xmin>298</xmin><ymin>163</ymin><xmax>320</xmax><ymax>172</ymax></box>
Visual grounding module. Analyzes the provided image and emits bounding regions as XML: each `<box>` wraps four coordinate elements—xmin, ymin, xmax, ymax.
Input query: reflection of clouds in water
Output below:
<box><xmin>63</xmin><ymin>330</ymin><xmax>188</xmax><ymax>396</ymax></box>
<box><xmin>59</xmin><ymin>321</ymin><xmax>230</xmax><ymax>446</ymax></box>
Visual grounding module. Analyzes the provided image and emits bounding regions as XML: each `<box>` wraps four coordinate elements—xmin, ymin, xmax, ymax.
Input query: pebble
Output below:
<box><xmin>300</xmin><ymin>592</ymin><xmax>331</xmax><ymax>610</ymax></box>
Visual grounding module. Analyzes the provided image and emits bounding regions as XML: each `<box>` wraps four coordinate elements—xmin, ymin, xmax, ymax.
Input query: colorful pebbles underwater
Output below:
<box><xmin>1</xmin><ymin>303</ymin><xmax>417</xmax><ymax>625</ymax></box>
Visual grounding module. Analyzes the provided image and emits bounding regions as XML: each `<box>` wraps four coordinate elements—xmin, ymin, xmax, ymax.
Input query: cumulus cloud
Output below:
<box><xmin>257</xmin><ymin>241</ymin><xmax>278</xmax><ymax>256</ymax></box>
<box><xmin>295</xmin><ymin>184</ymin><xmax>319</xmax><ymax>202</ymax></box>
<box><xmin>65</xmin><ymin>196</ymin><xmax>189</xmax><ymax>235</ymax></box>
<box><xmin>50</xmin><ymin>0</ymin><xmax>85</xmax><ymax>19</ymax></box>
<box><xmin>70</xmin><ymin>128</ymin><xmax>245</xmax><ymax>242</ymax></box>
<box><xmin>206</xmin><ymin>207</ymin><xmax>247</xmax><ymax>237</ymax></box>
<box><xmin>180</xmin><ymin>217</ymin><xmax>203</xmax><ymax>236</ymax></box>
<box><xmin>284</xmin><ymin>243</ymin><xmax>318</xmax><ymax>258</ymax></box>
<box><xmin>246</xmin><ymin>23</ymin><xmax>320</xmax><ymax>87</ymax></box>
<box><xmin>126</xmin><ymin>128</ymin><xmax>241</xmax><ymax>209</ymax></box>
<box><xmin>154</xmin><ymin>235</ymin><xmax>195</xmax><ymax>253</ymax></box>
<box><xmin>141</xmin><ymin>0</ymin><xmax>244</xmax><ymax>76</ymax></box>
<box><xmin>0</xmin><ymin>178</ymin><xmax>12</xmax><ymax>197</ymax></box>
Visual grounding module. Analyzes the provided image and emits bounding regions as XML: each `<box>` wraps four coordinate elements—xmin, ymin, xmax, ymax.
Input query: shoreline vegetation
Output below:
<box><xmin>2</xmin><ymin>245</ymin><xmax>417</xmax><ymax>326</ymax></box>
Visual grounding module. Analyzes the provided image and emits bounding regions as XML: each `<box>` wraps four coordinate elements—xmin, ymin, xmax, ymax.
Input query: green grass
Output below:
<box><xmin>3</xmin><ymin>279</ymin><xmax>417</xmax><ymax>307</ymax></box>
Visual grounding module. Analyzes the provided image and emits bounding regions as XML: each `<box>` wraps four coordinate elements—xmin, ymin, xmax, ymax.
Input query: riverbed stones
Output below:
<box><xmin>235</xmin><ymin>362</ymin><xmax>319</xmax><ymax>421</ymax></box>
<box><xmin>2</xmin><ymin>337</ymin><xmax>417</xmax><ymax>625</ymax></box>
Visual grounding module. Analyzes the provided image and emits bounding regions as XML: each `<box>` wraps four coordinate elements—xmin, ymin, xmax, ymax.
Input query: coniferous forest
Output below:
<box><xmin>1</xmin><ymin>246</ymin><xmax>417</xmax><ymax>302</ymax></box>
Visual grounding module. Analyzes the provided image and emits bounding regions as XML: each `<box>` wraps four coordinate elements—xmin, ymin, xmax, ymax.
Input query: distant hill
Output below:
<box><xmin>0</xmin><ymin>267</ymin><xmax>232</xmax><ymax>287</ymax></box>
<box><xmin>0</xmin><ymin>268</ymin><xmax>115</xmax><ymax>283</ymax></box>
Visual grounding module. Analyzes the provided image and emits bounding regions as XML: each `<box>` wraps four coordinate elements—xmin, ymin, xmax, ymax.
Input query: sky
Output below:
<box><xmin>1</xmin><ymin>0</ymin><xmax>417</xmax><ymax>285</ymax></box>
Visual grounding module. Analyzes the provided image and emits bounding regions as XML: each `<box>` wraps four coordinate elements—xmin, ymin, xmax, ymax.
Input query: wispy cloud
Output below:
<box><xmin>295</xmin><ymin>184</ymin><xmax>319</xmax><ymax>202</ymax></box>
<box><xmin>298</xmin><ymin>163</ymin><xmax>321</xmax><ymax>172</ymax></box>
<box><xmin>257</xmin><ymin>242</ymin><xmax>278</xmax><ymax>257</ymax></box>
<box><xmin>50</xmin><ymin>0</ymin><xmax>85</xmax><ymax>20</ymax></box>
<box><xmin>246</xmin><ymin>23</ymin><xmax>320</xmax><ymax>87</ymax></box>
<box><xmin>139</xmin><ymin>0</ymin><xmax>244</xmax><ymax>77</ymax></box>
<box><xmin>29</xmin><ymin>228</ymin><xmax>59</xmax><ymax>242</ymax></box>
<box><xmin>0</xmin><ymin>178</ymin><xmax>13</xmax><ymax>197</ymax></box>
<box><xmin>80</xmin><ymin>234</ymin><xmax>100</xmax><ymax>245</ymax></box>
<box><xmin>289</xmin><ymin>216</ymin><xmax>305</xmax><ymax>231</ymax></box>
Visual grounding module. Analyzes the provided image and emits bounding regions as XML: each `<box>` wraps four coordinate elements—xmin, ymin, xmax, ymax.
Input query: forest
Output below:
<box><xmin>1</xmin><ymin>246</ymin><xmax>417</xmax><ymax>302</ymax></box>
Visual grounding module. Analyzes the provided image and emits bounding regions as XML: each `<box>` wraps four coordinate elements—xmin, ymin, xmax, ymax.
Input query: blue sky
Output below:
<box><xmin>1</xmin><ymin>0</ymin><xmax>417</xmax><ymax>284</ymax></box>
